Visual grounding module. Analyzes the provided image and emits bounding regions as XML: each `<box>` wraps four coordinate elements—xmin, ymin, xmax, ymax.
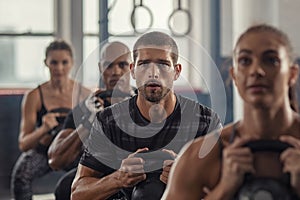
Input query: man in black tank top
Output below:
<box><xmin>71</xmin><ymin>31</ymin><xmax>222</xmax><ymax>200</ymax></box>
<box><xmin>48</xmin><ymin>41</ymin><xmax>135</xmax><ymax>200</ymax></box>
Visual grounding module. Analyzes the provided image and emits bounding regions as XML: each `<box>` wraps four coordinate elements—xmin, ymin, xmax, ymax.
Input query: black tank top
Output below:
<box><xmin>36</xmin><ymin>85</ymin><xmax>71</xmax><ymax>128</ymax></box>
<box><xmin>36</xmin><ymin>85</ymin><xmax>71</xmax><ymax>127</ymax></box>
<box><xmin>35</xmin><ymin>85</ymin><xmax>71</xmax><ymax>153</ymax></box>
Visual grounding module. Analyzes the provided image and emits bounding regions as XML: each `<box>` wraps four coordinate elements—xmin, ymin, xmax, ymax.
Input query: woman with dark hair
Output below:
<box><xmin>162</xmin><ymin>24</ymin><xmax>300</xmax><ymax>200</ymax></box>
<box><xmin>11</xmin><ymin>40</ymin><xmax>88</xmax><ymax>200</ymax></box>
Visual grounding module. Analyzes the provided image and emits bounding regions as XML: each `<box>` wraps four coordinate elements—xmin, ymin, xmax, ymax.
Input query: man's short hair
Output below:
<box><xmin>100</xmin><ymin>41</ymin><xmax>130</xmax><ymax>61</ymax></box>
<box><xmin>133</xmin><ymin>31</ymin><xmax>179</xmax><ymax>64</ymax></box>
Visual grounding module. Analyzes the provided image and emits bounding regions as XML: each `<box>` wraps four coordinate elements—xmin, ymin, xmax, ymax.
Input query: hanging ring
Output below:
<box><xmin>130</xmin><ymin>0</ymin><xmax>154</xmax><ymax>34</ymax></box>
<box><xmin>168</xmin><ymin>8</ymin><xmax>192</xmax><ymax>36</ymax></box>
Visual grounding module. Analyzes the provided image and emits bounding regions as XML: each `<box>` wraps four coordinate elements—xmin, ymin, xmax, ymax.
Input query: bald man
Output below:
<box><xmin>47</xmin><ymin>41</ymin><xmax>135</xmax><ymax>200</ymax></box>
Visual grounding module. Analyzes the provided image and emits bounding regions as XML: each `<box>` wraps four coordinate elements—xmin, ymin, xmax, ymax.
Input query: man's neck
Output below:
<box><xmin>136</xmin><ymin>92</ymin><xmax>177</xmax><ymax>123</ymax></box>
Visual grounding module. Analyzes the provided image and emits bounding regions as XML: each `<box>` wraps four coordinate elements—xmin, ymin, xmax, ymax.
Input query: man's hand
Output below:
<box><xmin>84</xmin><ymin>90</ymin><xmax>105</xmax><ymax>115</ymax></box>
<box><xmin>160</xmin><ymin>149</ymin><xmax>177</xmax><ymax>184</ymax></box>
<box><xmin>117</xmin><ymin>148</ymin><xmax>148</xmax><ymax>188</ymax></box>
<box><xmin>81</xmin><ymin>90</ymin><xmax>105</xmax><ymax>129</ymax></box>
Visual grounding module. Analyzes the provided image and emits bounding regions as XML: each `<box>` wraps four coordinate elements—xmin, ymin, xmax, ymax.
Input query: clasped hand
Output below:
<box><xmin>214</xmin><ymin>136</ymin><xmax>300</xmax><ymax>197</ymax></box>
<box><xmin>117</xmin><ymin>148</ymin><xmax>177</xmax><ymax>188</ymax></box>
<box><xmin>84</xmin><ymin>90</ymin><xmax>105</xmax><ymax>115</ymax></box>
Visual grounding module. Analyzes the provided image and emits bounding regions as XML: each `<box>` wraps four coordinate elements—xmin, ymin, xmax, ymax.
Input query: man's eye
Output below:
<box><xmin>157</xmin><ymin>63</ymin><xmax>171</xmax><ymax>70</ymax></box>
<box><xmin>103</xmin><ymin>62</ymin><xmax>111</xmax><ymax>68</ymax></box>
<box><xmin>118</xmin><ymin>62</ymin><xmax>129</xmax><ymax>68</ymax></box>
<box><xmin>238</xmin><ymin>57</ymin><xmax>252</xmax><ymax>66</ymax></box>
<box><xmin>139</xmin><ymin>62</ymin><xmax>150</xmax><ymax>67</ymax></box>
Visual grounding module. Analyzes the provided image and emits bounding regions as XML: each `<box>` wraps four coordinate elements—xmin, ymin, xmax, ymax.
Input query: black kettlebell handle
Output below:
<box><xmin>243</xmin><ymin>140</ymin><xmax>292</xmax><ymax>185</ymax></box>
<box><xmin>243</xmin><ymin>139</ymin><xmax>292</xmax><ymax>153</ymax></box>
<box><xmin>235</xmin><ymin>140</ymin><xmax>297</xmax><ymax>200</ymax></box>
<box><xmin>134</xmin><ymin>151</ymin><xmax>174</xmax><ymax>173</ymax></box>
<box><xmin>135</xmin><ymin>151</ymin><xmax>174</xmax><ymax>161</ymax></box>
<box><xmin>95</xmin><ymin>89</ymin><xmax>132</xmax><ymax>99</ymax></box>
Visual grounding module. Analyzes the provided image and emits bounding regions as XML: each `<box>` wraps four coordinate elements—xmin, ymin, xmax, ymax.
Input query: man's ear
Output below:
<box><xmin>289</xmin><ymin>63</ymin><xmax>299</xmax><ymax>86</ymax></box>
<box><xmin>230</xmin><ymin>66</ymin><xmax>237</xmax><ymax>86</ymax></box>
<box><xmin>174</xmin><ymin>64</ymin><xmax>182</xmax><ymax>80</ymax></box>
<box><xmin>98</xmin><ymin>62</ymin><xmax>103</xmax><ymax>74</ymax></box>
<box><xmin>130</xmin><ymin>63</ymin><xmax>136</xmax><ymax>79</ymax></box>
<box><xmin>44</xmin><ymin>59</ymin><xmax>48</xmax><ymax>67</ymax></box>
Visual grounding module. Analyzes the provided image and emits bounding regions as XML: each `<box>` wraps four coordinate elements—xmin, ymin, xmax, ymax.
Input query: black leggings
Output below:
<box><xmin>11</xmin><ymin>148</ymin><xmax>51</xmax><ymax>200</ymax></box>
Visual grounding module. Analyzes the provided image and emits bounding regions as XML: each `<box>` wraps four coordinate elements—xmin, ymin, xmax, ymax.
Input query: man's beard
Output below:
<box><xmin>139</xmin><ymin>86</ymin><xmax>170</xmax><ymax>103</ymax></box>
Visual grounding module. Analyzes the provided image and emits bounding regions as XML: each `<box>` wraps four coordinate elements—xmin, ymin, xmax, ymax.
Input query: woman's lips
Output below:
<box><xmin>247</xmin><ymin>84</ymin><xmax>268</xmax><ymax>93</ymax></box>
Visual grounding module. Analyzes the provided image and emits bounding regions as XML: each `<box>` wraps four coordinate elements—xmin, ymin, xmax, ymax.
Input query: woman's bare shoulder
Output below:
<box><xmin>23</xmin><ymin>84</ymin><xmax>45</xmax><ymax>101</ymax></box>
<box><xmin>186</xmin><ymin>123</ymin><xmax>235</xmax><ymax>154</ymax></box>
<box><xmin>292</xmin><ymin>113</ymin><xmax>300</xmax><ymax>137</ymax></box>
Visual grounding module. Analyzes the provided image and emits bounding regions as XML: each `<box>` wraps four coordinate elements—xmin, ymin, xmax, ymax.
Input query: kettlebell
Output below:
<box><xmin>236</xmin><ymin>140</ymin><xmax>297</xmax><ymax>200</ymax></box>
<box><xmin>131</xmin><ymin>172</ymin><xmax>166</xmax><ymax>200</ymax></box>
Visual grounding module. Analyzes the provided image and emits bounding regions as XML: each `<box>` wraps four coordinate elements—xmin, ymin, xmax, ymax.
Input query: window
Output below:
<box><xmin>0</xmin><ymin>0</ymin><xmax>54</xmax><ymax>88</ymax></box>
<box><xmin>81</xmin><ymin>0</ymin><xmax>199</xmax><ymax>91</ymax></box>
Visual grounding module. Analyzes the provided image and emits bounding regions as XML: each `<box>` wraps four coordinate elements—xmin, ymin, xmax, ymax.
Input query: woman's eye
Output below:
<box><xmin>63</xmin><ymin>60</ymin><xmax>69</xmax><ymax>65</ymax></box>
<box><xmin>50</xmin><ymin>60</ymin><xmax>58</xmax><ymax>65</ymax></box>
<box><xmin>263</xmin><ymin>57</ymin><xmax>280</xmax><ymax>66</ymax></box>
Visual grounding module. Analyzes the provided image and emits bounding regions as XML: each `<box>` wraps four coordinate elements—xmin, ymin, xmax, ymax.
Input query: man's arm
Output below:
<box><xmin>71</xmin><ymin>164</ymin><xmax>123</xmax><ymax>200</ymax></box>
<box><xmin>71</xmin><ymin>152</ymin><xmax>147</xmax><ymax>200</ymax></box>
<box><xmin>48</xmin><ymin>126</ymin><xmax>88</xmax><ymax>170</ymax></box>
<box><xmin>48</xmin><ymin>93</ymin><xmax>103</xmax><ymax>170</ymax></box>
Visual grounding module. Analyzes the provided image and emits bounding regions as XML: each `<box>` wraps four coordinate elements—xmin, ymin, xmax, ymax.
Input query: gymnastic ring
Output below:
<box><xmin>130</xmin><ymin>4</ymin><xmax>153</xmax><ymax>34</ymax></box>
<box><xmin>168</xmin><ymin>8</ymin><xmax>192</xmax><ymax>36</ymax></box>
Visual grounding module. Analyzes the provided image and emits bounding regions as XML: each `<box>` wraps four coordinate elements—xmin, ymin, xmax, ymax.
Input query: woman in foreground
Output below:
<box><xmin>162</xmin><ymin>24</ymin><xmax>300</xmax><ymax>200</ymax></box>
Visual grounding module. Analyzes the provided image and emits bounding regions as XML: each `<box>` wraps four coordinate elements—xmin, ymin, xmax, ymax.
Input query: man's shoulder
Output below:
<box><xmin>177</xmin><ymin>94</ymin><xmax>215</xmax><ymax>116</ymax></box>
<box><xmin>96</xmin><ymin>96</ymin><xmax>135</xmax><ymax>122</ymax></box>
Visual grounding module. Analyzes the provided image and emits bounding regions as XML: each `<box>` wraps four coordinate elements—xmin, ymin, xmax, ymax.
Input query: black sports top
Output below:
<box><xmin>36</xmin><ymin>85</ymin><xmax>71</xmax><ymax>134</ymax></box>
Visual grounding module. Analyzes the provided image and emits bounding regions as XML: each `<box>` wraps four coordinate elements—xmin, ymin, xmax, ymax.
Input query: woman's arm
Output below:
<box><xmin>18</xmin><ymin>90</ymin><xmax>55</xmax><ymax>151</ymax></box>
<box><xmin>163</xmin><ymin>129</ymin><xmax>251</xmax><ymax>200</ymax></box>
<box><xmin>162</xmin><ymin>139</ymin><xmax>210</xmax><ymax>200</ymax></box>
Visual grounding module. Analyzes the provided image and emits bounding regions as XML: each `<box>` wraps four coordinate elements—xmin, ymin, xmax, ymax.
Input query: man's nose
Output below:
<box><xmin>148</xmin><ymin>63</ymin><xmax>160</xmax><ymax>79</ymax></box>
<box><xmin>111</xmin><ymin>64</ymin><xmax>122</xmax><ymax>75</ymax></box>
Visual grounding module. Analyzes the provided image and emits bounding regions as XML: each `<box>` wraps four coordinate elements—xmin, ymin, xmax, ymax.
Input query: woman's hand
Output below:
<box><xmin>280</xmin><ymin>135</ymin><xmax>300</xmax><ymax>197</ymax></box>
<box><xmin>218</xmin><ymin>137</ymin><xmax>255</xmax><ymax>196</ymax></box>
<box><xmin>41</xmin><ymin>112</ymin><xmax>60</xmax><ymax>133</ymax></box>
<box><xmin>160</xmin><ymin>149</ymin><xmax>177</xmax><ymax>184</ymax></box>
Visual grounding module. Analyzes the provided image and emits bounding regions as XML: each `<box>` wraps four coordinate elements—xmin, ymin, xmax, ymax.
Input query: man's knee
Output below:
<box><xmin>55</xmin><ymin>168</ymin><xmax>77</xmax><ymax>200</ymax></box>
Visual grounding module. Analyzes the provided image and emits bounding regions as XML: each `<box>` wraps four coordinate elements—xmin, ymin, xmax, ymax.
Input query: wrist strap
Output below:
<box><xmin>80</xmin><ymin>113</ymin><xmax>95</xmax><ymax>130</ymax></box>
